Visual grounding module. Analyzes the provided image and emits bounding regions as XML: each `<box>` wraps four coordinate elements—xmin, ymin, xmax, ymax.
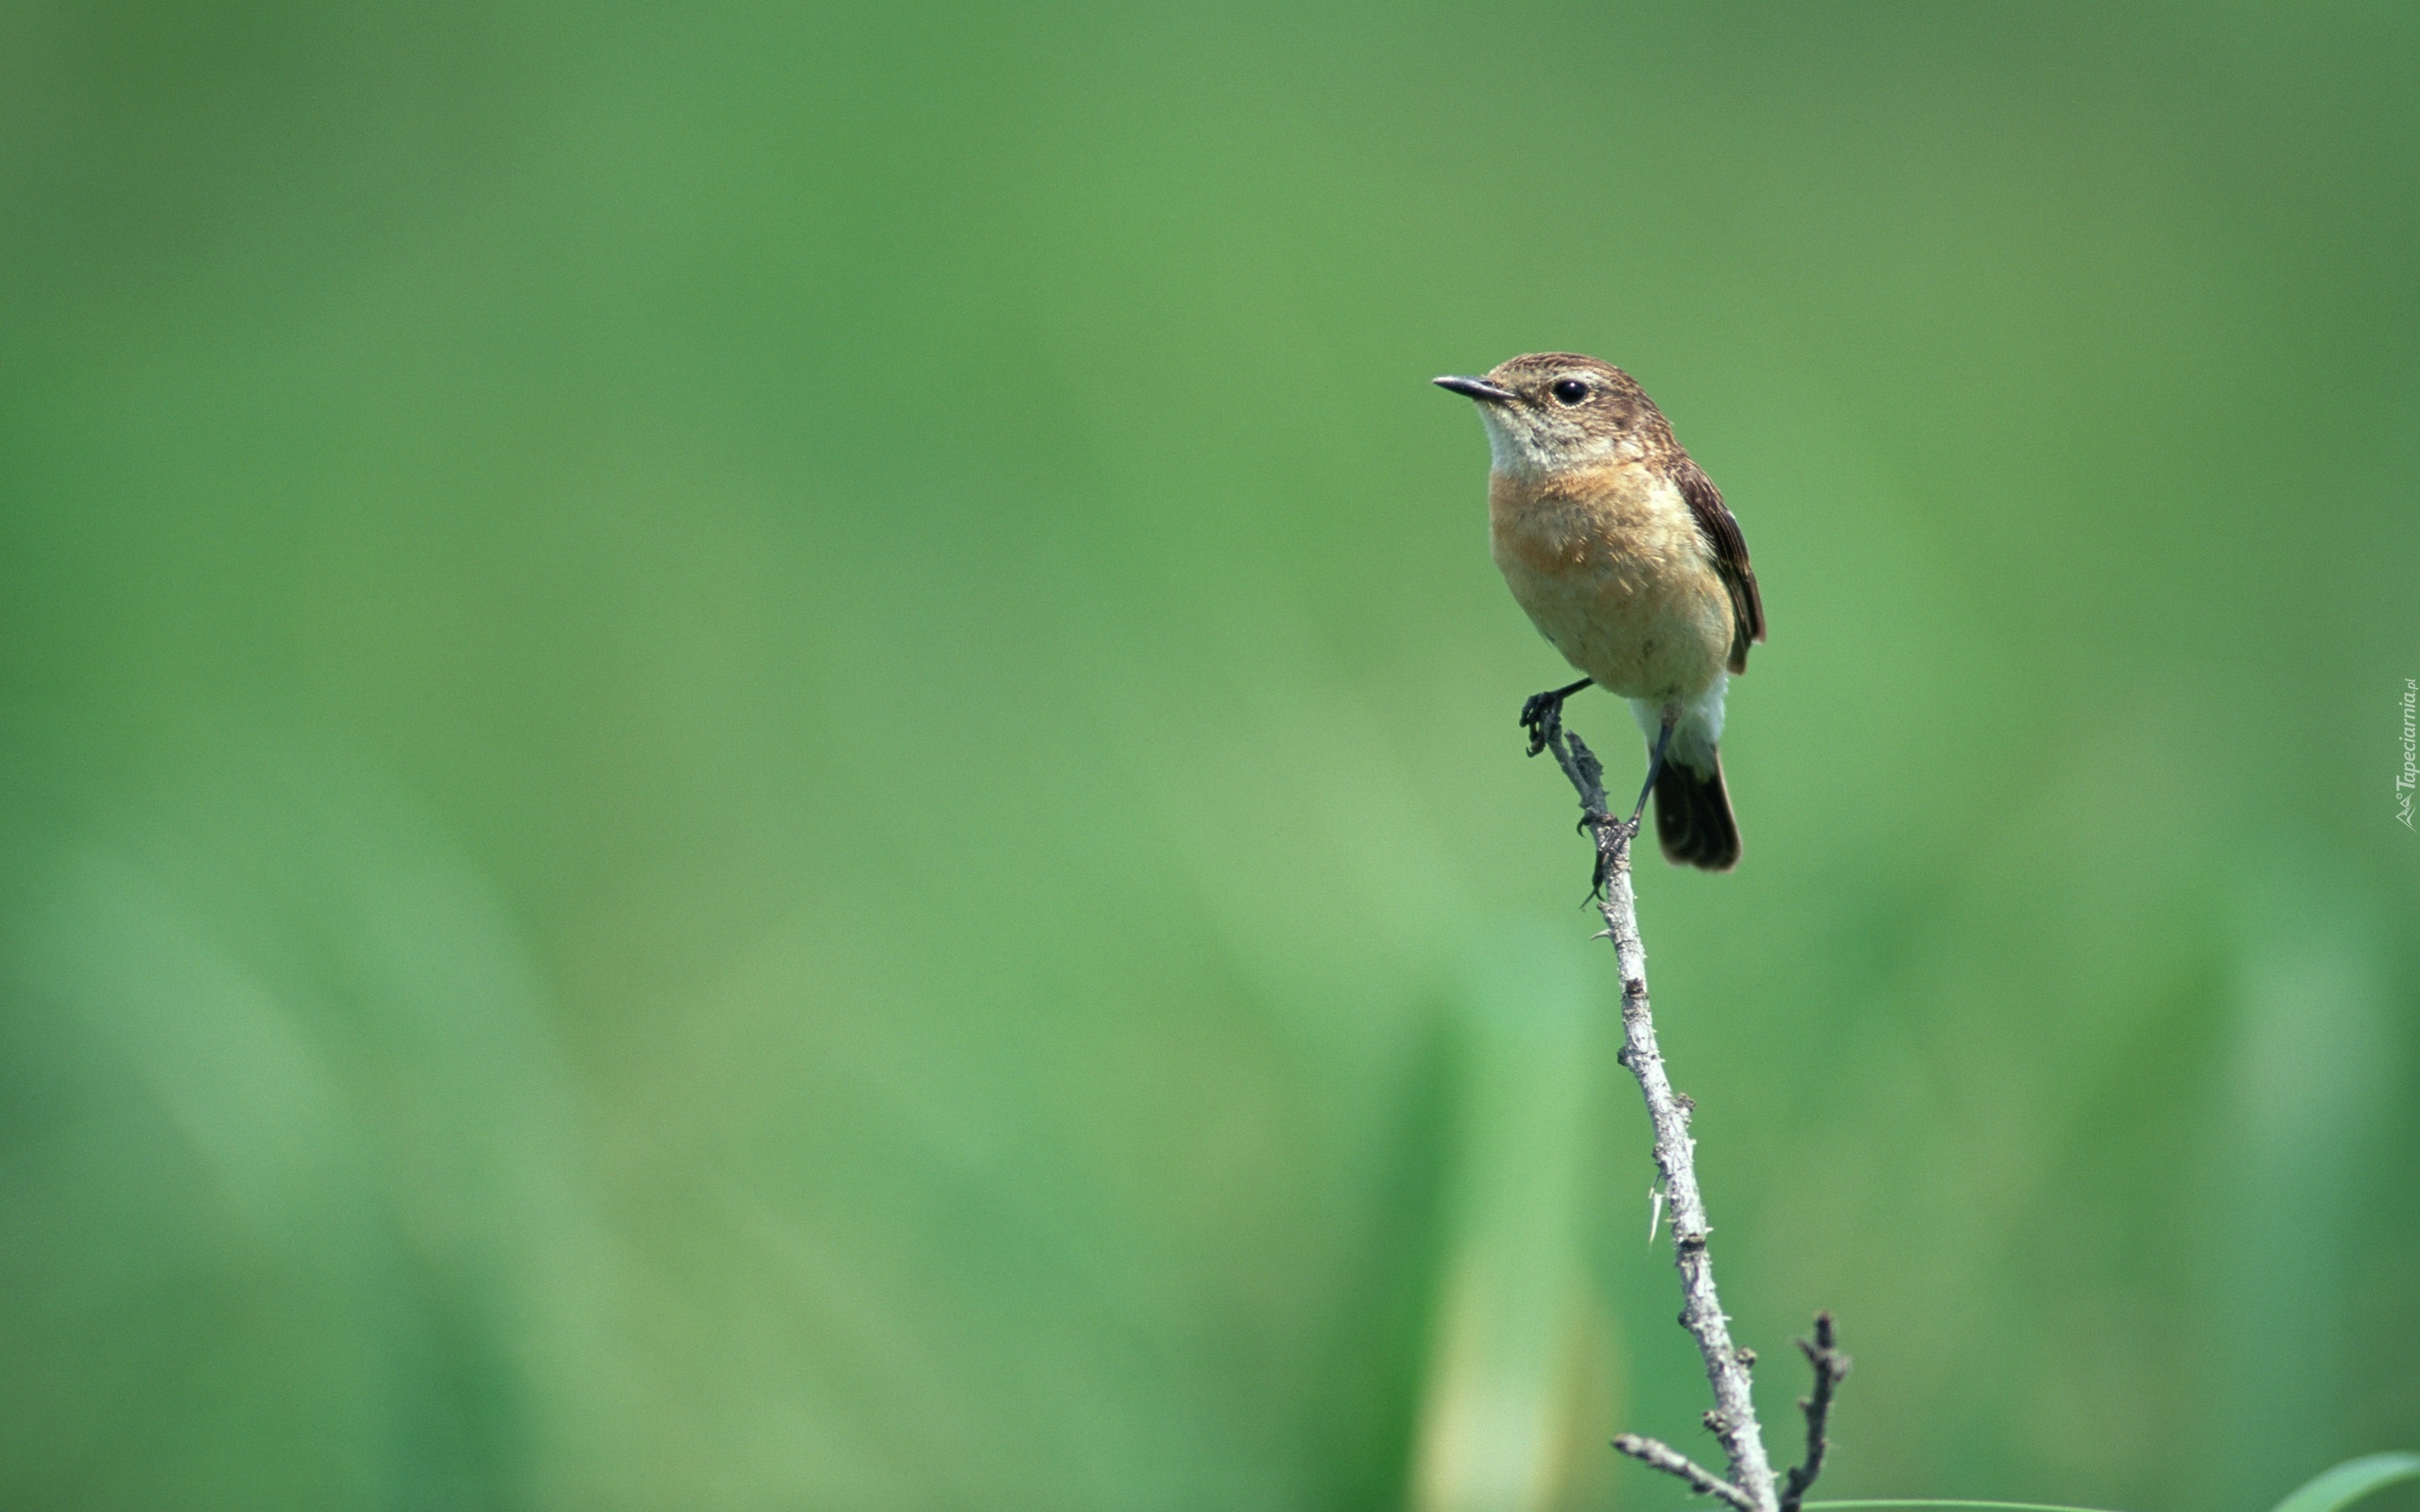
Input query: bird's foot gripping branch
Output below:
<box><xmin>1530</xmin><ymin>697</ymin><xmax>1847</xmax><ymax>1512</ymax></box>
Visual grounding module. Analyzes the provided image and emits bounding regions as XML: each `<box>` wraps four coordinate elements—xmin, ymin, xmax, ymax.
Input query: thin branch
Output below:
<box><xmin>1534</xmin><ymin>703</ymin><xmax>1781</xmax><ymax>1512</ymax></box>
<box><xmin>1779</xmin><ymin>1312</ymin><xmax>1853</xmax><ymax>1512</ymax></box>
<box><xmin>1614</xmin><ymin>1433</ymin><xmax>1758</xmax><ymax>1512</ymax></box>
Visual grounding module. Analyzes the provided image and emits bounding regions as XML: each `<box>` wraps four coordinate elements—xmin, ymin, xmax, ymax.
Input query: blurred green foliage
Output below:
<box><xmin>1</xmin><ymin>3</ymin><xmax>2415</xmax><ymax>1509</ymax></box>
<box><xmin>2270</xmin><ymin>1455</ymin><xmax>2420</xmax><ymax>1512</ymax></box>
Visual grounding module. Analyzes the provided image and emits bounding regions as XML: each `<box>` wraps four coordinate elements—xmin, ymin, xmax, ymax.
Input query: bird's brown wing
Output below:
<box><xmin>1676</xmin><ymin>455</ymin><xmax>1765</xmax><ymax>674</ymax></box>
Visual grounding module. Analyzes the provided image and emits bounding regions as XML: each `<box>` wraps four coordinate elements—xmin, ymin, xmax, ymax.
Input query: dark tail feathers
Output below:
<box><xmin>1652</xmin><ymin>749</ymin><xmax>1740</xmax><ymax>871</ymax></box>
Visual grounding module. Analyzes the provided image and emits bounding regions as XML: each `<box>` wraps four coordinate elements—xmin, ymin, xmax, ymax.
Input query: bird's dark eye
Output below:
<box><xmin>1551</xmin><ymin>378</ymin><xmax>1589</xmax><ymax>405</ymax></box>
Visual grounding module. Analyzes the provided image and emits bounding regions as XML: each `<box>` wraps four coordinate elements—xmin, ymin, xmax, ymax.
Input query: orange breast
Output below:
<box><xmin>1488</xmin><ymin>465</ymin><xmax>1732</xmax><ymax>705</ymax></box>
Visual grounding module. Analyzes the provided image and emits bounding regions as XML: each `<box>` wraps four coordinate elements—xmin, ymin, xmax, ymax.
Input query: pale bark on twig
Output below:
<box><xmin>1613</xmin><ymin>1433</ymin><xmax>1759</xmax><ymax>1511</ymax></box>
<box><xmin>1532</xmin><ymin>706</ymin><xmax>1780</xmax><ymax>1512</ymax></box>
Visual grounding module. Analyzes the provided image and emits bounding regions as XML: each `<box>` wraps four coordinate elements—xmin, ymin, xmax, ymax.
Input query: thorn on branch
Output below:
<box><xmin>1778</xmin><ymin>1312</ymin><xmax>1852</xmax><ymax>1512</ymax></box>
<box><xmin>1612</xmin><ymin>1434</ymin><xmax>1757</xmax><ymax>1512</ymax></box>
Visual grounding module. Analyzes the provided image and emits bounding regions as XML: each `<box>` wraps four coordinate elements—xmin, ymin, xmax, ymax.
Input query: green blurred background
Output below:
<box><xmin>2</xmin><ymin>3</ymin><xmax>2415</xmax><ymax>1508</ymax></box>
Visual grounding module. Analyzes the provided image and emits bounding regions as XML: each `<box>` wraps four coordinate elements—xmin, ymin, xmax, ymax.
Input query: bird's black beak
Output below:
<box><xmin>1434</xmin><ymin>375</ymin><xmax>1516</xmax><ymax>404</ymax></box>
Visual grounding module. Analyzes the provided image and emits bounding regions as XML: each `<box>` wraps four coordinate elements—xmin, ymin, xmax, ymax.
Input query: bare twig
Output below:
<box><xmin>1778</xmin><ymin>1312</ymin><xmax>1852</xmax><ymax>1512</ymax></box>
<box><xmin>1533</xmin><ymin>703</ymin><xmax>1782</xmax><ymax>1512</ymax></box>
<box><xmin>1613</xmin><ymin>1434</ymin><xmax>1757</xmax><ymax>1512</ymax></box>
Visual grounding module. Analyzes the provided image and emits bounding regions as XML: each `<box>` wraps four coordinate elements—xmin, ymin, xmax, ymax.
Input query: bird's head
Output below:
<box><xmin>1434</xmin><ymin>352</ymin><xmax>1666</xmax><ymax>481</ymax></box>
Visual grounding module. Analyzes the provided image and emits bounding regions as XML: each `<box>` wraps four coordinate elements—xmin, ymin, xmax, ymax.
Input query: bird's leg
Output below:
<box><xmin>1518</xmin><ymin>678</ymin><xmax>1593</xmax><ymax>757</ymax></box>
<box><xmin>1630</xmin><ymin>717</ymin><xmax>1675</xmax><ymax>833</ymax></box>
<box><xmin>1582</xmin><ymin>718</ymin><xmax>1673</xmax><ymax>900</ymax></box>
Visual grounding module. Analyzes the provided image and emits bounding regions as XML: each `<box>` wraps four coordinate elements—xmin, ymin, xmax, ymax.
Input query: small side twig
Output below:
<box><xmin>1614</xmin><ymin>1434</ymin><xmax>1756</xmax><ymax>1512</ymax></box>
<box><xmin>1778</xmin><ymin>1312</ymin><xmax>1852</xmax><ymax>1512</ymax></box>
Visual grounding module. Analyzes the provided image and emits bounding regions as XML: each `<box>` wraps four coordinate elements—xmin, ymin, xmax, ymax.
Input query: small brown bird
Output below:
<box><xmin>1436</xmin><ymin>353</ymin><xmax>1765</xmax><ymax>870</ymax></box>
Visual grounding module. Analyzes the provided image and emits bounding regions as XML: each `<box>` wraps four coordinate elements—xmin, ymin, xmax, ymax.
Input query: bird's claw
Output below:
<box><xmin>1577</xmin><ymin>811</ymin><xmax>1638</xmax><ymax>901</ymax></box>
<box><xmin>1519</xmin><ymin>693</ymin><xmax>1562</xmax><ymax>757</ymax></box>
<box><xmin>1518</xmin><ymin>679</ymin><xmax>1592</xmax><ymax>757</ymax></box>
<box><xmin>1519</xmin><ymin>705</ymin><xmax>1551</xmax><ymax>757</ymax></box>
